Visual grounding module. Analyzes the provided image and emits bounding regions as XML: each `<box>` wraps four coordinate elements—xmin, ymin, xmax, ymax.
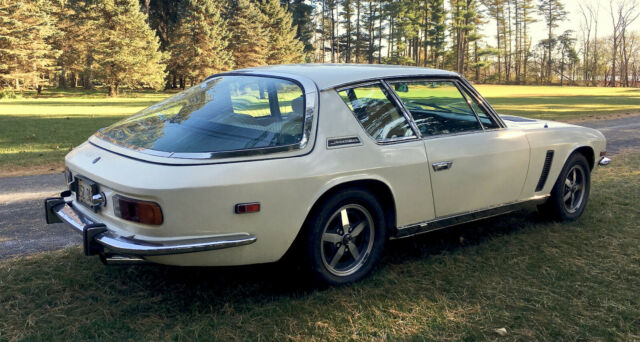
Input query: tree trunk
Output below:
<box><xmin>59</xmin><ymin>67</ymin><xmax>67</xmax><ymax>89</ymax></box>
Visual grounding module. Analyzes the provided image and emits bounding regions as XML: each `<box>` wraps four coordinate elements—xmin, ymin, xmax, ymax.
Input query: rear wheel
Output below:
<box><xmin>304</xmin><ymin>188</ymin><xmax>386</xmax><ymax>285</ymax></box>
<box><xmin>539</xmin><ymin>153</ymin><xmax>591</xmax><ymax>221</ymax></box>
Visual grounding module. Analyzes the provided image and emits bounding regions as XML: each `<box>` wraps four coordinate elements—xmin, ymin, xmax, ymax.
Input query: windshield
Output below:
<box><xmin>98</xmin><ymin>76</ymin><xmax>306</xmax><ymax>155</ymax></box>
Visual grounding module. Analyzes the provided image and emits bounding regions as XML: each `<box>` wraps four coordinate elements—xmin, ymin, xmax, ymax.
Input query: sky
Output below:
<box><xmin>480</xmin><ymin>0</ymin><xmax>621</xmax><ymax>48</ymax></box>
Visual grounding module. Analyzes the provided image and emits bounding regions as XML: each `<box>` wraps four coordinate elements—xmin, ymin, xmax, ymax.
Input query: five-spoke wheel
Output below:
<box><xmin>304</xmin><ymin>188</ymin><xmax>386</xmax><ymax>285</ymax></box>
<box><xmin>562</xmin><ymin>165</ymin><xmax>586</xmax><ymax>214</ymax></box>
<box><xmin>320</xmin><ymin>204</ymin><xmax>374</xmax><ymax>277</ymax></box>
<box><xmin>539</xmin><ymin>153</ymin><xmax>591</xmax><ymax>221</ymax></box>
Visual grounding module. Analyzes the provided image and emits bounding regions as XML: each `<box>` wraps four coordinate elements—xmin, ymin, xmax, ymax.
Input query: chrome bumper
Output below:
<box><xmin>44</xmin><ymin>196</ymin><xmax>257</xmax><ymax>259</ymax></box>
<box><xmin>599</xmin><ymin>156</ymin><xmax>611</xmax><ymax>166</ymax></box>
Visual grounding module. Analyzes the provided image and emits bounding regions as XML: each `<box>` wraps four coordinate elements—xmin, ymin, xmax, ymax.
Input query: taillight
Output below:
<box><xmin>113</xmin><ymin>195</ymin><xmax>163</xmax><ymax>225</ymax></box>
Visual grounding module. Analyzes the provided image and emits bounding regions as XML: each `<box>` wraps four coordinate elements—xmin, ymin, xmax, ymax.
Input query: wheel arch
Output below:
<box><xmin>279</xmin><ymin>177</ymin><xmax>398</xmax><ymax>262</ymax></box>
<box><xmin>568</xmin><ymin>145</ymin><xmax>595</xmax><ymax>171</ymax></box>
<box><xmin>306</xmin><ymin>178</ymin><xmax>397</xmax><ymax>234</ymax></box>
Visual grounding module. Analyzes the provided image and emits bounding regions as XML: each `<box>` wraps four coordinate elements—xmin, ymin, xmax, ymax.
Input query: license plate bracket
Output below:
<box><xmin>75</xmin><ymin>175</ymin><xmax>100</xmax><ymax>211</ymax></box>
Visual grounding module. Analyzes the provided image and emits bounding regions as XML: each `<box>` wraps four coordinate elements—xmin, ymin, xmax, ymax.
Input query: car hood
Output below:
<box><xmin>499</xmin><ymin>115</ymin><xmax>577</xmax><ymax>130</ymax></box>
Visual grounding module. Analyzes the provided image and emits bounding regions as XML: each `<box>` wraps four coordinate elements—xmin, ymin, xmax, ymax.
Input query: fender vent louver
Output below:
<box><xmin>535</xmin><ymin>150</ymin><xmax>554</xmax><ymax>192</ymax></box>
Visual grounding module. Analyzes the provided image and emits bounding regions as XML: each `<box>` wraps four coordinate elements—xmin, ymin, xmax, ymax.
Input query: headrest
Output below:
<box><xmin>291</xmin><ymin>96</ymin><xmax>304</xmax><ymax>116</ymax></box>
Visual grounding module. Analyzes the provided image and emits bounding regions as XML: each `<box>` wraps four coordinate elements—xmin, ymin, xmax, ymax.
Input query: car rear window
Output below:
<box><xmin>98</xmin><ymin>76</ymin><xmax>305</xmax><ymax>154</ymax></box>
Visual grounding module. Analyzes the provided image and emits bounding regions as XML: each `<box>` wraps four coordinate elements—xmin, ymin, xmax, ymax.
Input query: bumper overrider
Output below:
<box><xmin>44</xmin><ymin>193</ymin><xmax>257</xmax><ymax>264</ymax></box>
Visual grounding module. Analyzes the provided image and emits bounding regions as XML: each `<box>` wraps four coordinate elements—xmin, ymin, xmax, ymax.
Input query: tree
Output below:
<box><xmin>168</xmin><ymin>0</ymin><xmax>233</xmax><ymax>88</ymax></box>
<box><xmin>256</xmin><ymin>0</ymin><xmax>305</xmax><ymax>64</ymax></box>
<box><xmin>0</xmin><ymin>0</ymin><xmax>58</xmax><ymax>92</ymax></box>
<box><xmin>427</xmin><ymin>0</ymin><xmax>446</xmax><ymax>68</ymax></box>
<box><xmin>556</xmin><ymin>29</ymin><xmax>576</xmax><ymax>86</ymax></box>
<box><xmin>339</xmin><ymin>0</ymin><xmax>354</xmax><ymax>62</ymax></box>
<box><xmin>227</xmin><ymin>0</ymin><xmax>269</xmax><ymax>68</ymax></box>
<box><xmin>538</xmin><ymin>0</ymin><xmax>567</xmax><ymax>84</ymax></box>
<box><xmin>483</xmin><ymin>0</ymin><xmax>506</xmax><ymax>82</ymax></box>
<box><xmin>450</xmin><ymin>0</ymin><xmax>481</xmax><ymax>74</ymax></box>
<box><xmin>609</xmin><ymin>0</ymin><xmax>639</xmax><ymax>87</ymax></box>
<box><xmin>283</xmin><ymin>0</ymin><xmax>315</xmax><ymax>56</ymax></box>
<box><xmin>92</xmin><ymin>0</ymin><xmax>166</xmax><ymax>96</ymax></box>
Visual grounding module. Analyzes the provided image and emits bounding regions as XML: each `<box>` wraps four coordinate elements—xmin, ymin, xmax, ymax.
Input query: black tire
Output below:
<box><xmin>304</xmin><ymin>188</ymin><xmax>386</xmax><ymax>286</ymax></box>
<box><xmin>538</xmin><ymin>153</ymin><xmax>591</xmax><ymax>221</ymax></box>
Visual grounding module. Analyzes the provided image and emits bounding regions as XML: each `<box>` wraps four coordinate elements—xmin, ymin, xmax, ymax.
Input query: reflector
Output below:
<box><xmin>235</xmin><ymin>202</ymin><xmax>260</xmax><ymax>214</ymax></box>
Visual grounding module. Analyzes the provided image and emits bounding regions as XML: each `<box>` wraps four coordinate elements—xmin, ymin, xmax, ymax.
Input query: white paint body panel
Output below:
<box><xmin>424</xmin><ymin>129</ymin><xmax>530</xmax><ymax>217</ymax></box>
<box><xmin>63</xmin><ymin>66</ymin><xmax>606</xmax><ymax>266</ymax></box>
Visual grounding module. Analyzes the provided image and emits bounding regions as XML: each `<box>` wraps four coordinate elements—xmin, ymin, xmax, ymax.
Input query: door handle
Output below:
<box><xmin>432</xmin><ymin>161</ymin><xmax>453</xmax><ymax>171</ymax></box>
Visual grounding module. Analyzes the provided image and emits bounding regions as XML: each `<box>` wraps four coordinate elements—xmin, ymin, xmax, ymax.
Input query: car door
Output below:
<box><xmin>388</xmin><ymin>79</ymin><xmax>530</xmax><ymax>218</ymax></box>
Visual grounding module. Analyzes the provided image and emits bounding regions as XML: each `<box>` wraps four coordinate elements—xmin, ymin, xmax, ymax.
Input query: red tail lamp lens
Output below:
<box><xmin>235</xmin><ymin>202</ymin><xmax>260</xmax><ymax>214</ymax></box>
<box><xmin>113</xmin><ymin>195</ymin><xmax>163</xmax><ymax>225</ymax></box>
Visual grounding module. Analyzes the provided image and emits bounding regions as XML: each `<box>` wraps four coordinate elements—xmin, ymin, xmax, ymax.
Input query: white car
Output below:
<box><xmin>45</xmin><ymin>64</ymin><xmax>609</xmax><ymax>285</ymax></box>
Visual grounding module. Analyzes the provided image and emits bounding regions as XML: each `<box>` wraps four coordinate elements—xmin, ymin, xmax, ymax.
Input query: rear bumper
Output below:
<box><xmin>44</xmin><ymin>195</ymin><xmax>257</xmax><ymax>259</ymax></box>
<box><xmin>599</xmin><ymin>156</ymin><xmax>611</xmax><ymax>166</ymax></box>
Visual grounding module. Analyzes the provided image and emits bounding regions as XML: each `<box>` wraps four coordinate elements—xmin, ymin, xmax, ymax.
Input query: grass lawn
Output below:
<box><xmin>476</xmin><ymin>85</ymin><xmax>640</xmax><ymax>121</ymax></box>
<box><xmin>0</xmin><ymin>89</ymin><xmax>171</xmax><ymax>176</ymax></box>
<box><xmin>0</xmin><ymin>85</ymin><xmax>639</xmax><ymax>175</ymax></box>
<box><xmin>1</xmin><ymin>152</ymin><xmax>639</xmax><ymax>341</ymax></box>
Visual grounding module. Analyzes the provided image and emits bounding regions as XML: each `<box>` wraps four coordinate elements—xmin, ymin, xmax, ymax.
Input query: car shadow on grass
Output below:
<box><xmin>94</xmin><ymin>208</ymin><xmax>550</xmax><ymax>307</ymax></box>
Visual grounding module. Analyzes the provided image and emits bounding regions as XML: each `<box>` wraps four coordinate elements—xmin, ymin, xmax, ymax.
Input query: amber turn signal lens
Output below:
<box><xmin>113</xmin><ymin>195</ymin><xmax>163</xmax><ymax>225</ymax></box>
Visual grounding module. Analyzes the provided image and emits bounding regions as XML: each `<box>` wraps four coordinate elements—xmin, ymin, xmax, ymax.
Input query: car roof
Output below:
<box><xmin>230</xmin><ymin>64</ymin><xmax>459</xmax><ymax>90</ymax></box>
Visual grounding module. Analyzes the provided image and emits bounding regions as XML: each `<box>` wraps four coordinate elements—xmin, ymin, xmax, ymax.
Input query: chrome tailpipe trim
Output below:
<box><xmin>100</xmin><ymin>254</ymin><xmax>148</xmax><ymax>265</ymax></box>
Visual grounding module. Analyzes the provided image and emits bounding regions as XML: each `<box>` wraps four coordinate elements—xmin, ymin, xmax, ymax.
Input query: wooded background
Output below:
<box><xmin>1</xmin><ymin>0</ymin><xmax>638</xmax><ymax>97</ymax></box>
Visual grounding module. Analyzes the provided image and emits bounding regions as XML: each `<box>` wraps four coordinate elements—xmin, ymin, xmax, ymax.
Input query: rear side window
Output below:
<box><xmin>338</xmin><ymin>83</ymin><xmax>415</xmax><ymax>142</ymax></box>
<box><xmin>390</xmin><ymin>80</ymin><xmax>482</xmax><ymax>136</ymax></box>
<box><xmin>98</xmin><ymin>76</ymin><xmax>306</xmax><ymax>154</ymax></box>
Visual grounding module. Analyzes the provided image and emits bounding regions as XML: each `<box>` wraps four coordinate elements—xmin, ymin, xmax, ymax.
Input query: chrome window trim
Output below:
<box><xmin>93</xmin><ymin>72</ymin><xmax>318</xmax><ymax>161</ymax></box>
<box><xmin>380</xmin><ymin>80</ymin><xmax>422</xmax><ymax>138</ymax></box>
<box><xmin>456</xmin><ymin>78</ymin><xmax>507</xmax><ymax>128</ymax></box>
<box><xmin>452</xmin><ymin>81</ymin><xmax>485</xmax><ymax>131</ymax></box>
<box><xmin>336</xmin><ymin>80</ymin><xmax>420</xmax><ymax>146</ymax></box>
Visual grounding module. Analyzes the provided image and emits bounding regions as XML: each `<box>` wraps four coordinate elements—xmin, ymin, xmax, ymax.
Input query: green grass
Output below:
<box><xmin>1</xmin><ymin>85</ymin><xmax>639</xmax><ymax>174</ymax></box>
<box><xmin>475</xmin><ymin>85</ymin><xmax>640</xmax><ymax>120</ymax></box>
<box><xmin>1</xmin><ymin>153</ymin><xmax>639</xmax><ymax>341</ymax></box>
<box><xmin>0</xmin><ymin>89</ymin><xmax>171</xmax><ymax>173</ymax></box>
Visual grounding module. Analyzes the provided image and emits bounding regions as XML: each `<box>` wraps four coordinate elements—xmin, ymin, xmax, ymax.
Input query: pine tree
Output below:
<box><xmin>50</xmin><ymin>0</ymin><xmax>96</xmax><ymax>89</ymax></box>
<box><xmin>256</xmin><ymin>0</ymin><xmax>305</xmax><ymax>64</ymax></box>
<box><xmin>537</xmin><ymin>0</ymin><xmax>567</xmax><ymax>84</ymax></box>
<box><xmin>339</xmin><ymin>0</ymin><xmax>354</xmax><ymax>62</ymax></box>
<box><xmin>0</xmin><ymin>0</ymin><xmax>58</xmax><ymax>91</ymax></box>
<box><xmin>427</xmin><ymin>0</ymin><xmax>446</xmax><ymax>68</ymax></box>
<box><xmin>227</xmin><ymin>0</ymin><xmax>269</xmax><ymax>68</ymax></box>
<box><xmin>283</xmin><ymin>0</ymin><xmax>315</xmax><ymax>56</ymax></box>
<box><xmin>91</xmin><ymin>0</ymin><xmax>166</xmax><ymax>96</ymax></box>
<box><xmin>169</xmin><ymin>0</ymin><xmax>233</xmax><ymax>87</ymax></box>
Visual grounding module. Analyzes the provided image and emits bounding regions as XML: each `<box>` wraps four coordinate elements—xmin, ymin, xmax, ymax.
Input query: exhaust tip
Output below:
<box><xmin>100</xmin><ymin>254</ymin><xmax>148</xmax><ymax>265</ymax></box>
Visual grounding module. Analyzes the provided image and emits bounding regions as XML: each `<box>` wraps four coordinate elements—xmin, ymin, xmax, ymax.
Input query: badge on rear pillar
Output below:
<box><xmin>327</xmin><ymin>136</ymin><xmax>362</xmax><ymax>149</ymax></box>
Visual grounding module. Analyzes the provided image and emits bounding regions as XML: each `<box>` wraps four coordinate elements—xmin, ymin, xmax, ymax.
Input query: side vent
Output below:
<box><xmin>535</xmin><ymin>150</ymin><xmax>554</xmax><ymax>192</ymax></box>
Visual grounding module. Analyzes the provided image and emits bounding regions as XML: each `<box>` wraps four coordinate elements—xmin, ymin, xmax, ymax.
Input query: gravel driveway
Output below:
<box><xmin>1</xmin><ymin>115</ymin><xmax>639</xmax><ymax>259</ymax></box>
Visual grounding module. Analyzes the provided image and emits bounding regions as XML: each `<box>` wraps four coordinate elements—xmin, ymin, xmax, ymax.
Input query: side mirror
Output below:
<box><xmin>394</xmin><ymin>83</ymin><xmax>409</xmax><ymax>92</ymax></box>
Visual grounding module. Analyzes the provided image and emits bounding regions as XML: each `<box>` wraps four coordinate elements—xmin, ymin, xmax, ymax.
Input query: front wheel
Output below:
<box><xmin>304</xmin><ymin>188</ymin><xmax>386</xmax><ymax>286</ymax></box>
<box><xmin>538</xmin><ymin>153</ymin><xmax>591</xmax><ymax>221</ymax></box>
